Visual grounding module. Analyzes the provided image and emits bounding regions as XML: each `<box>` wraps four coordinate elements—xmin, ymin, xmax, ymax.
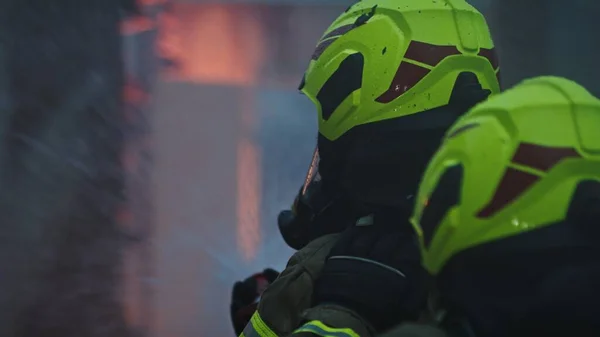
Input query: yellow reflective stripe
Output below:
<box><xmin>294</xmin><ymin>320</ymin><xmax>360</xmax><ymax>337</ymax></box>
<box><xmin>240</xmin><ymin>312</ymin><xmax>278</xmax><ymax>337</ymax></box>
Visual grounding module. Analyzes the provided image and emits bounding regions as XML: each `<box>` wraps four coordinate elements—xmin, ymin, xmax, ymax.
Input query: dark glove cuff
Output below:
<box><xmin>314</xmin><ymin>256</ymin><xmax>421</xmax><ymax>332</ymax></box>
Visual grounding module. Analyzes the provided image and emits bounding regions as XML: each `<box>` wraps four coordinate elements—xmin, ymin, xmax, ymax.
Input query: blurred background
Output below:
<box><xmin>119</xmin><ymin>0</ymin><xmax>600</xmax><ymax>336</ymax></box>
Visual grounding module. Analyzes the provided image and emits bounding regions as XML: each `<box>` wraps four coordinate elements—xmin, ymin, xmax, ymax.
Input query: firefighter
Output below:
<box><xmin>241</xmin><ymin>0</ymin><xmax>501</xmax><ymax>336</ymax></box>
<box><xmin>297</xmin><ymin>76</ymin><xmax>600</xmax><ymax>337</ymax></box>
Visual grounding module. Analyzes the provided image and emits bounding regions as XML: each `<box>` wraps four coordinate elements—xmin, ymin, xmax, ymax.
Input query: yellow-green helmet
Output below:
<box><xmin>411</xmin><ymin>76</ymin><xmax>600</xmax><ymax>276</ymax></box>
<box><xmin>298</xmin><ymin>0</ymin><xmax>501</xmax><ymax>208</ymax></box>
<box><xmin>301</xmin><ymin>0</ymin><xmax>501</xmax><ymax>141</ymax></box>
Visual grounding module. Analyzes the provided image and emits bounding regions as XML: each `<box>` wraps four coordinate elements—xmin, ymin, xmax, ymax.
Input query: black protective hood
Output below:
<box><xmin>317</xmin><ymin>72</ymin><xmax>491</xmax><ymax>209</ymax></box>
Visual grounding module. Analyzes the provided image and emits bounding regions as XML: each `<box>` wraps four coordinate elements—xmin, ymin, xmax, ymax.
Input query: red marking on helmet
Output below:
<box><xmin>320</xmin><ymin>24</ymin><xmax>356</xmax><ymax>41</ymax></box>
<box><xmin>312</xmin><ymin>24</ymin><xmax>360</xmax><ymax>60</ymax></box>
<box><xmin>312</xmin><ymin>38</ymin><xmax>338</xmax><ymax>60</ymax></box>
<box><xmin>376</xmin><ymin>41</ymin><xmax>462</xmax><ymax>103</ymax></box>
<box><xmin>478</xmin><ymin>48</ymin><xmax>499</xmax><ymax>69</ymax></box>
<box><xmin>477</xmin><ymin>143</ymin><xmax>581</xmax><ymax>218</ymax></box>
<box><xmin>446</xmin><ymin>123</ymin><xmax>481</xmax><ymax>139</ymax></box>
<box><xmin>404</xmin><ymin>41</ymin><xmax>461</xmax><ymax>67</ymax></box>
<box><xmin>512</xmin><ymin>143</ymin><xmax>581</xmax><ymax>172</ymax></box>
<box><xmin>477</xmin><ymin>168</ymin><xmax>540</xmax><ymax>218</ymax></box>
<box><xmin>375</xmin><ymin>61</ymin><xmax>430</xmax><ymax>103</ymax></box>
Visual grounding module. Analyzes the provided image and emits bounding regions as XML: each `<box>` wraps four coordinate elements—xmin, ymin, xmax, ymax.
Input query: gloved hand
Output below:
<box><xmin>230</xmin><ymin>269</ymin><xmax>280</xmax><ymax>335</ymax></box>
<box><xmin>310</xmin><ymin>213</ymin><xmax>428</xmax><ymax>334</ymax></box>
<box><xmin>242</xmin><ymin>234</ymin><xmax>339</xmax><ymax>336</ymax></box>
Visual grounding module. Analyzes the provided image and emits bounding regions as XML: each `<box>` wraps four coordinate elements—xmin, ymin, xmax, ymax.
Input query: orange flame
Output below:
<box><xmin>158</xmin><ymin>4</ymin><xmax>265</xmax><ymax>85</ymax></box>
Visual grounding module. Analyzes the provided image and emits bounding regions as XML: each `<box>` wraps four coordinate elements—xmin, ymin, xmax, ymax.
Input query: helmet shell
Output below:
<box><xmin>411</xmin><ymin>76</ymin><xmax>600</xmax><ymax>275</ymax></box>
<box><xmin>302</xmin><ymin>0</ymin><xmax>501</xmax><ymax>141</ymax></box>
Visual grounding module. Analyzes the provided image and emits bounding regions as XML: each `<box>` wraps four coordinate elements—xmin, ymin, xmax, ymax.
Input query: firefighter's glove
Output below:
<box><xmin>231</xmin><ymin>269</ymin><xmax>280</xmax><ymax>334</ymax></box>
<box><xmin>256</xmin><ymin>233</ymin><xmax>339</xmax><ymax>335</ymax></box>
<box><xmin>313</xmin><ymin>219</ymin><xmax>427</xmax><ymax>333</ymax></box>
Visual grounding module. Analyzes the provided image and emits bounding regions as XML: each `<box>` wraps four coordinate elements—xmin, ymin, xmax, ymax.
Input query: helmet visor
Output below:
<box><xmin>301</xmin><ymin>146</ymin><xmax>321</xmax><ymax>197</ymax></box>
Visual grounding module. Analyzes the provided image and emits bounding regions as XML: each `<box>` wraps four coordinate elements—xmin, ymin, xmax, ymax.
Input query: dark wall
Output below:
<box><xmin>0</xmin><ymin>1</ymin><xmax>135</xmax><ymax>336</ymax></box>
<box><xmin>487</xmin><ymin>0</ymin><xmax>600</xmax><ymax>95</ymax></box>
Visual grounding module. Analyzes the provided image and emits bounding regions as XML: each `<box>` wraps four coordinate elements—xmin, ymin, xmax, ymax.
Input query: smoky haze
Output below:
<box><xmin>147</xmin><ymin>1</ymin><xmax>600</xmax><ymax>336</ymax></box>
<box><xmin>152</xmin><ymin>1</ymin><xmax>600</xmax><ymax>335</ymax></box>
<box><xmin>1</xmin><ymin>1</ymin><xmax>598</xmax><ymax>337</ymax></box>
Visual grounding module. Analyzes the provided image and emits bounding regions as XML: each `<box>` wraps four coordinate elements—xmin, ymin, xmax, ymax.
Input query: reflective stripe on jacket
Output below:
<box><xmin>240</xmin><ymin>312</ymin><xmax>277</xmax><ymax>337</ymax></box>
<box><xmin>239</xmin><ymin>313</ymin><xmax>360</xmax><ymax>337</ymax></box>
<box><xmin>293</xmin><ymin>320</ymin><xmax>360</xmax><ymax>337</ymax></box>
